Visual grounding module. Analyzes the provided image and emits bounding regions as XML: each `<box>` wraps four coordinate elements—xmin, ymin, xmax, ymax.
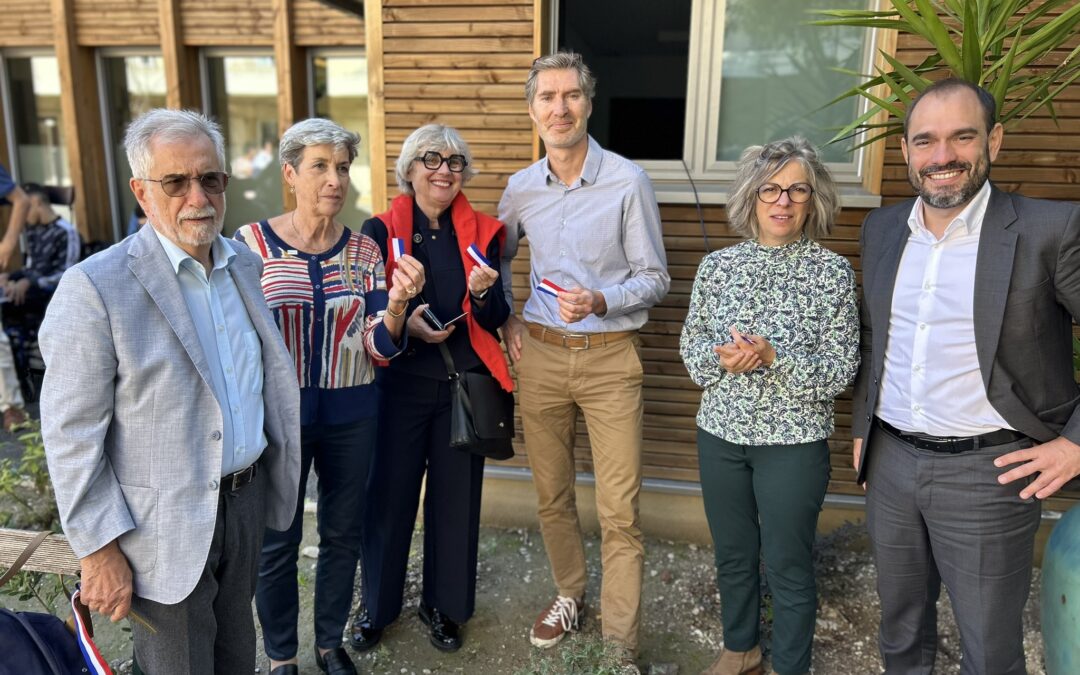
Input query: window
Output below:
<box><xmin>311</xmin><ymin>52</ymin><xmax>373</xmax><ymax>223</ymax></box>
<box><xmin>1</xmin><ymin>54</ymin><xmax>69</xmax><ymax>189</ymax></box>
<box><xmin>553</xmin><ymin>0</ymin><xmax>881</xmax><ymax>204</ymax></box>
<box><xmin>203</xmin><ymin>53</ymin><xmax>282</xmax><ymax>234</ymax></box>
<box><xmin>99</xmin><ymin>53</ymin><xmax>166</xmax><ymax>240</ymax></box>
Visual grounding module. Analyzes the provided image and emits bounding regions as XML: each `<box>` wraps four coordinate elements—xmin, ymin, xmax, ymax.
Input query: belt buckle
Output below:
<box><xmin>562</xmin><ymin>333</ymin><xmax>590</xmax><ymax>350</ymax></box>
<box><xmin>228</xmin><ymin>464</ymin><xmax>254</xmax><ymax>491</ymax></box>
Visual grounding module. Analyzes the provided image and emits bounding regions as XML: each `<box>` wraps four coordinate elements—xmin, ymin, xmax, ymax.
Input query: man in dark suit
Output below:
<box><xmin>852</xmin><ymin>78</ymin><xmax>1080</xmax><ymax>674</ymax></box>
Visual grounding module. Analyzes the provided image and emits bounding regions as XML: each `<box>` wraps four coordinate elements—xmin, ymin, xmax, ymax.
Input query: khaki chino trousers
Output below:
<box><xmin>516</xmin><ymin>328</ymin><xmax>645</xmax><ymax>650</ymax></box>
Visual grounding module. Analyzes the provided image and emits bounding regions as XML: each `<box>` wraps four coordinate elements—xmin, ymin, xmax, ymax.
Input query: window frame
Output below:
<box><xmin>0</xmin><ymin>48</ymin><xmax>59</xmax><ymax>184</ymax></box>
<box><xmin>547</xmin><ymin>0</ymin><xmax>887</xmax><ymax>207</ymax></box>
<box><xmin>96</xmin><ymin>47</ymin><xmax>165</xmax><ymax>242</ymax></box>
<box><xmin>306</xmin><ymin>47</ymin><xmax>366</xmax><ymax>118</ymax></box>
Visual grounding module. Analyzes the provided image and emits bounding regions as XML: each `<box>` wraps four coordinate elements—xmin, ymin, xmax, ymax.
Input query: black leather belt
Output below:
<box><xmin>875</xmin><ymin>417</ymin><xmax>1028</xmax><ymax>454</ymax></box>
<box><xmin>221</xmin><ymin>463</ymin><xmax>258</xmax><ymax>492</ymax></box>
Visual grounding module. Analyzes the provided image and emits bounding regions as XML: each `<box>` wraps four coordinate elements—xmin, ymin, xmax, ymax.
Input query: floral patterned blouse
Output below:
<box><xmin>679</xmin><ymin>237</ymin><xmax>859</xmax><ymax>445</ymax></box>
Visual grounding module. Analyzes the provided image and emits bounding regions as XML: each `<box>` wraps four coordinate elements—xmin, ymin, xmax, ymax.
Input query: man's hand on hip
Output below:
<box><xmin>79</xmin><ymin>540</ymin><xmax>133</xmax><ymax>622</ymax></box>
<box><xmin>995</xmin><ymin>435</ymin><xmax>1080</xmax><ymax>500</ymax></box>
<box><xmin>501</xmin><ymin>314</ymin><xmax>526</xmax><ymax>364</ymax></box>
<box><xmin>557</xmin><ymin>287</ymin><xmax>606</xmax><ymax>324</ymax></box>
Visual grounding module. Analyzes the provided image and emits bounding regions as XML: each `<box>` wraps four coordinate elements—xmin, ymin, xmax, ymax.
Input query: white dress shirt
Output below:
<box><xmin>877</xmin><ymin>181</ymin><xmax>1014</xmax><ymax>436</ymax></box>
<box><xmin>154</xmin><ymin>229</ymin><xmax>268</xmax><ymax>474</ymax></box>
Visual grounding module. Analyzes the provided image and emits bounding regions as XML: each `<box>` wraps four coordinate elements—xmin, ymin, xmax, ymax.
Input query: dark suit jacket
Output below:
<box><xmin>852</xmin><ymin>184</ymin><xmax>1080</xmax><ymax>484</ymax></box>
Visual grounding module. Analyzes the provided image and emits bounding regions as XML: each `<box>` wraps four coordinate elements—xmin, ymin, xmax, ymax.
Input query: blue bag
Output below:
<box><xmin>0</xmin><ymin>608</ymin><xmax>89</xmax><ymax>674</ymax></box>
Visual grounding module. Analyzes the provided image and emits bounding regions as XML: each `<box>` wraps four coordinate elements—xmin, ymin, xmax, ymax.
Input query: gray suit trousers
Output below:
<box><xmin>866</xmin><ymin>427</ymin><xmax>1040</xmax><ymax>675</ymax></box>
<box><xmin>130</xmin><ymin>472</ymin><xmax>267</xmax><ymax>675</ymax></box>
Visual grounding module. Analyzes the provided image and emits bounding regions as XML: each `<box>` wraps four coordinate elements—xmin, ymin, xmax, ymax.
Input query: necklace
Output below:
<box><xmin>286</xmin><ymin>210</ymin><xmax>341</xmax><ymax>254</ymax></box>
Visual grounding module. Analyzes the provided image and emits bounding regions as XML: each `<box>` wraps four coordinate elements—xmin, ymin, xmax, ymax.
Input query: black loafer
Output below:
<box><xmin>315</xmin><ymin>646</ymin><xmax>358</xmax><ymax>675</ymax></box>
<box><xmin>269</xmin><ymin>666</ymin><xmax>299</xmax><ymax>675</ymax></box>
<box><xmin>417</xmin><ymin>602</ymin><xmax>462</xmax><ymax>652</ymax></box>
<box><xmin>349</xmin><ymin>610</ymin><xmax>383</xmax><ymax>652</ymax></box>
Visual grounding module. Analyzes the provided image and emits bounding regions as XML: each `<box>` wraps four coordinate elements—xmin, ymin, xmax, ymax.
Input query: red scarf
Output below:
<box><xmin>377</xmin><ymin>192</ymin><xmax>513</xmax><ymax>392</ymax></box>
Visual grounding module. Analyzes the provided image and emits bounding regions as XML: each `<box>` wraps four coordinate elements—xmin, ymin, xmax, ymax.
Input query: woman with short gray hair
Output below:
<box><xmin>350</xmin><ymin>123</ymin><xmax>511</xmax><ymax>655</ymax></box>
<box><xmin>235</xmin><ymin>117</ymin><xmax>425</xmax><ymax>675</ymax></box>
<box><xmin>679</xmin><ymin>137</ymin><xmax>858</xmax><ymax>675</ymax></box>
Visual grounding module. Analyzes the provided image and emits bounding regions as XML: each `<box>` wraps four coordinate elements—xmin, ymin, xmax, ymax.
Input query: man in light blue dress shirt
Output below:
<box><xmin>499</xmin><ymin>52</ymin><xmax>669</xmax><ymax>665</ymax></box>
<box><xmin>40</xmin><ymin>109</ymin><xmax>300</xmax><ymax>674</ymax></box>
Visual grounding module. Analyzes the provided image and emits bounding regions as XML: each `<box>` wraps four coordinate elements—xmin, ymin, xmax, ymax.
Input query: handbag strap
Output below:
<box><xmin>437</xmin><ymin>341</ymin><xmax>460</xmax><ymax>381</ymax></box>
<box><xmin>0</xmin><ymin>530</ymin><xmax>52</xmax><ymax>589</ymax></box>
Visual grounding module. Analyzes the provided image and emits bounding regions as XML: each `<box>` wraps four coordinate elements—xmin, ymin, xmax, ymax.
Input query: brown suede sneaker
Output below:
<box><xmin>528</xmin><ymin>595</ymin><xmax>583</xmax><ymax>648</ymax></box>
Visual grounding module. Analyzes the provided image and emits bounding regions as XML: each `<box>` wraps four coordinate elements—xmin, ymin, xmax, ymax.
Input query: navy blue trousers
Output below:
<box><xmin>255</xmin><ymin>417</ymin><xmax>377</xmax><ymax>659</ymax></box>
<box><xmin>361</xmin><ymin>371</ymin><xmax>485</xmax><ymax>628</ymax></box>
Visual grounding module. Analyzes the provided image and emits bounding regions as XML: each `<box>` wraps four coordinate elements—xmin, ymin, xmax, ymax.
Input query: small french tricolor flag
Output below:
<box><xmin>71</xmin><ymin>585</ymin><xmax>113</xmax><ymax>674</ymax></box>
<box><xmin>389</xmin><ymin>237</ymin><xmax>406</xmax><ymax>264</ymax></box>
<box><xmin>536</xmin><ymin>278</ymin><xmax>567</xmax><ymax>297</ymax></box>
<box><xmin>466</xmin><ymin>243</ymin><xmax>490</xmax><ymax>267</ymax></box>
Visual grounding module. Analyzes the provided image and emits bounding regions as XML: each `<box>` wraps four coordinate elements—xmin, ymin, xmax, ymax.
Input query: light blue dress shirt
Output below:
<box><xmin>153</xmin><ymin>228</ymin><xmax>267</xmax><ymax>476</ymax></box>
<box><xmin>498</xmin><ymin>135</ymin><xmax>670</xmax><ymax>332</ymax></box>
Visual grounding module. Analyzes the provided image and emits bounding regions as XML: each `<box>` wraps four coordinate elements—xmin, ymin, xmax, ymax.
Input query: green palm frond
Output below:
<box><xmin>810</xmin><ymin>0</ymin><xmax>1080</xmax><ymax>147</ymax></box>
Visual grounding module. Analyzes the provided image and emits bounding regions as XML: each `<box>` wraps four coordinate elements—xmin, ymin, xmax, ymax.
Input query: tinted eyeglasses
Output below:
<box><xmin>756</xmin><ymin>182</ymin><xmax>813</xmax><ymax>204</ymax></box>
<box><xmin>415</xmin><ymin>151</ymin><xmax>468</xmax><ymax>173</ymax></box>
<box><xmin>141</xmin><ymin>172</ymin><xmax>230</xmax><ymax>198</ymax></box>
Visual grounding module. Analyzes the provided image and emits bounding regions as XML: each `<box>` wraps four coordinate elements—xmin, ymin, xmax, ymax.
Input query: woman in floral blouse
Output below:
<box><xmin>680</xmin><ymin>137</ymin><xmax>859</xmax><ymax>675</ymax></box>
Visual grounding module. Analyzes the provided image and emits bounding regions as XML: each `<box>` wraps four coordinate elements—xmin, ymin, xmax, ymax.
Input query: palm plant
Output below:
<box><xmin>813</xmin><ymin>0</ymin><xmax>1080</xmax><ymax>148</ymax></box>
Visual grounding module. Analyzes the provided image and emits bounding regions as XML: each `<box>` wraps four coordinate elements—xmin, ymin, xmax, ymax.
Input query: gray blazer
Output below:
<box><xmin>40</xmin><ymin>223</ymin><xmax>301</xmax><ymax>605</ymax></box>
<box><xmin>852</xmin><ymin>185</ymin><xmax>1080</xmax><ymax>484</ymax></box>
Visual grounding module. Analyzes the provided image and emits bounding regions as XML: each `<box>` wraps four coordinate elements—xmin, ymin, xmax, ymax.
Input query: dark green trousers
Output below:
<box><xmin>697</xmin><ymin>428</ymin><xmax>830</xmax><ymax>675</ymax></box>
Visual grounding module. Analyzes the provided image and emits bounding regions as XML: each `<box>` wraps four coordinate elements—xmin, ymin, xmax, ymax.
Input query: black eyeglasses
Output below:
<box><xmin>140</xmin><ymin>172</ymin><xmax>230</xmax><ymax>198</ymax></box>
<box><xmin>415</xmin><ymin>151</ymin><xmax>468</xmax><ymax>173</ymax></box>
<box><xmin>756</xmin><ymin>182</ymin><xmax>813</xmax><ymax>204</ymax></box>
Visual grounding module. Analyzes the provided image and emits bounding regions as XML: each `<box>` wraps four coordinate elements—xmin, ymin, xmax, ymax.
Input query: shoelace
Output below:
<box><xmin>540</xmin><ymin>595</ymin><xmax>579</xmax><ymax>630</ymax></box>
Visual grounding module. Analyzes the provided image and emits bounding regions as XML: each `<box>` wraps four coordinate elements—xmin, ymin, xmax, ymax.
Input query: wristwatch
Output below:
<box><xmin>471</xmin><ymin>287</ymin><xmax>489</xmax><ymax>299</ymax></box>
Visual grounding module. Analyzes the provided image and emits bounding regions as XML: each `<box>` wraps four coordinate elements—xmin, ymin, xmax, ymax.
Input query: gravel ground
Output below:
<box><xmin>27</xmin><ymin>516</ymin><xmax>1043</xmax><ymax>674</ymax></box>
<box><xmin>1</xmin><ymin>416</ymin><xmax>1047</xmax><ymax>674</ymax></box>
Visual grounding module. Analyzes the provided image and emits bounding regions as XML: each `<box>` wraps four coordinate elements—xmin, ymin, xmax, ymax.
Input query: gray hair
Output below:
<box><xmin>125</xmin><ymin>109</ymin><xmax>225</xmax><ymax>179</ymax></box>
<box><xmin>279</xmin><ymin>118</ymin><xmax>360</xmax><ymax>169</ymax></box>
<box><xmin>727</xmin><ymin>137</ymin><xmax>839</xmax><ymax>241</ymax></box>
<box><xmin>395</xmin><ymin>124</ymin><xmax>478</xmax><ymax>195</ymax></box>
<box><xmin>525</xmin><ymin>51</ymin><xmax>597</xmax><ymax>104</ymax></box>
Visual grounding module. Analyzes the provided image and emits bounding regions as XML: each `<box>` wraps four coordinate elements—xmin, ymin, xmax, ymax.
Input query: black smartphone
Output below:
<box><xmin>421</xmin><ymin>308</ymin><xmax>469</xmax><ymax>331</ymax></box>
<box><xmin>421</xmin><ymin>307</ymin><xmax>446</xmax><ymax>331</ymax></box>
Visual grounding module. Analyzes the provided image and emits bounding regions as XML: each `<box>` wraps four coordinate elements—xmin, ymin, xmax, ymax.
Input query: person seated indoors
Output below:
<box><xmin>0</xmin><ymin>183</ymin><xmax>81</xmax><ymax>325</ymax></box>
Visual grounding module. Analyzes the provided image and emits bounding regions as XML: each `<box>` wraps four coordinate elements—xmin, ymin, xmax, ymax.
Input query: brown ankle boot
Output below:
<box><xmin>701</xmin><ymin>644</ymin><xmax>763</xmax><ymax>675</ymax></box>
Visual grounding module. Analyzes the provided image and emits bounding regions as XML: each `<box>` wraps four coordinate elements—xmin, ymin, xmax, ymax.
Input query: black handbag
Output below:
<box><xmin>438</xmin><ymin>342</ymin><xmax>515</xmax><ymax>460</ymax></box>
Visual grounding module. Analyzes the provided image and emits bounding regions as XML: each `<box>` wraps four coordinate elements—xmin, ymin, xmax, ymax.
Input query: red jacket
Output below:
<box><xmin>377</xmin><ymin>192</ymin><xmax>513</xmax><ymax>392</ymax></box>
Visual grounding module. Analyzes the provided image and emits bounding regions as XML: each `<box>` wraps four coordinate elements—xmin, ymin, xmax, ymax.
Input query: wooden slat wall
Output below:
<box><xmin>0</xmin><ymin>1</ymin><xmax>53</xmax><ymax>46</ymax></box>
<box><xmin>377</xmin><ymin>2</ymin><xmax>1080</xmax><ymax>512</ymax></box>
<box><xmin>181</xmin><ymin>0</ymin><xmax>275</xmax><ymax>46</ymax></box>
<box><xmin>378</xmin><ymin>0</ymin><xmax>534</xmax><ymax>217</ymax></box>
<box><xmin>292</xmin><ymin>0</ymin><xmax>364</xmax><ymax>47</ymax></box>
<box><xmin>73</xmin><ymin>0</ymin><xmax>159</xmax><ymax>46</ymax></box>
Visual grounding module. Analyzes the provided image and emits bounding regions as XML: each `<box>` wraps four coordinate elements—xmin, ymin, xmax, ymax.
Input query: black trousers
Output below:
<box><xmin>361</xmin><ymin>370</ymin><xmax>485</xmax><ymax>627</ymax></box>
<box><xmin>256</xmin><ymin>418</ymin><xmax>377</xmax><ymax>659</ymax></box>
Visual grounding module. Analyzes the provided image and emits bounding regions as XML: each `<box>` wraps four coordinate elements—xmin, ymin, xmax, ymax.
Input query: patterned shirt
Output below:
<box><xmin>680</xmin><ymin>237</ymin><xmax>859</xmax><ymax>444</ymax></box>
<box><xmin>14</xmin><ymin>217</ymin><xmax>80</xmax><ymax>292</ymax></box>
<box><xmin>234</xmin><ymin>222</ymin><xmax>404</xmax><ymax>426</ymax></box>
<box><xmin>498</xmin><ymin>135</ymin><xmax>670</xmax><ymax>331</ymax></box>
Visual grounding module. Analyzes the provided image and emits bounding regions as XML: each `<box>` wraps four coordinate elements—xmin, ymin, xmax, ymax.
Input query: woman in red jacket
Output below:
<box><xmin>350</xmin><ymin>124</ymin><xmax>512</xmax><ymax>655</ymax></box>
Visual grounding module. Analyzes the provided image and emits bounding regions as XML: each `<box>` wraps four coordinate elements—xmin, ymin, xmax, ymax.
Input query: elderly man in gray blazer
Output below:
<box><xmin>40</xmin><ymin>108</ymin><xmax>300</xmax><ymax>674</ymax></box>
<box><xmin>852</xmin><ymin>78</ymin><xmax>1080</xmax><ymax>674</ymax></box>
